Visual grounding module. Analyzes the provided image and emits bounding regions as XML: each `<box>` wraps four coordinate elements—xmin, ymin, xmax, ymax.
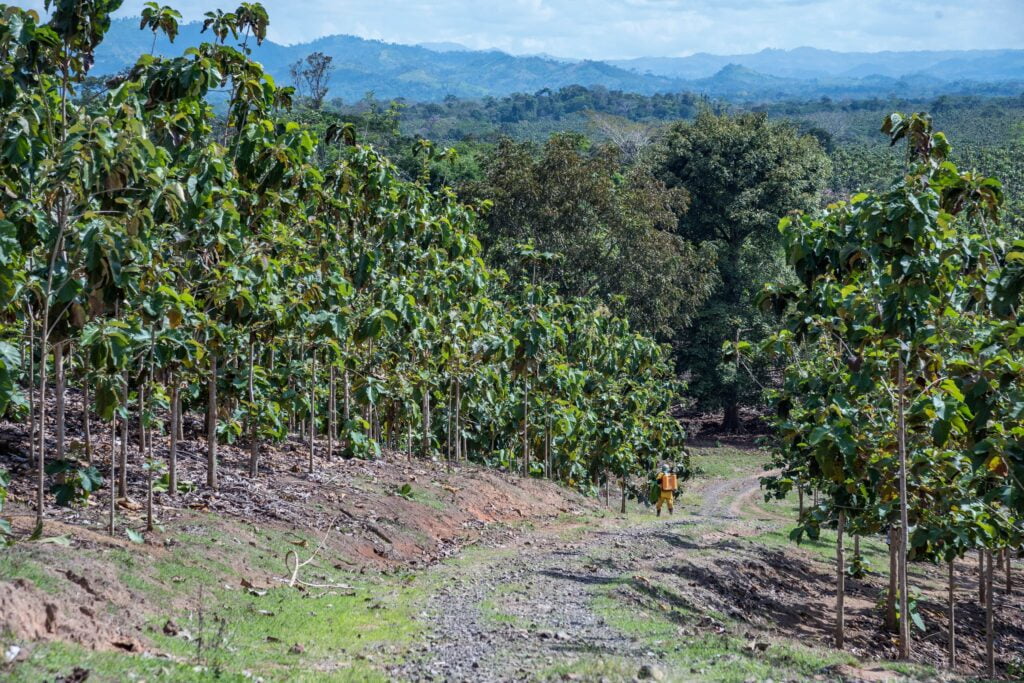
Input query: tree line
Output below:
<box><xmin>751</xmin><ymin>113</ymin><xmax>1022</xmax><ymax>677</ymax></box>
<box><xmin>0</xmin><ymin>1</ymin><xmax>689</xmax><ymax>539</ymax></box>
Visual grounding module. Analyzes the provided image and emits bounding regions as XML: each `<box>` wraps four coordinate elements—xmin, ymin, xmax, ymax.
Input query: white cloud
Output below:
<box><xmin>17</xmin><ymin>0</ymin><xmax>1024</xmax><ymax>58</ymax></box>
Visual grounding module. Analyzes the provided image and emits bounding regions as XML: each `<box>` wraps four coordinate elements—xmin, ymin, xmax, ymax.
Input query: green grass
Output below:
<box><xmin>689</xmin><ymin>446</ymin><xmax>768</xmax><ymax>480</ymax></box>
<box><xmin>0</xmin><ymin>552</ymin><xmax>59</xmax><ymax>593</ymax></box>
<box><xmin>9</xmin><ymin>572</ymin><xmax>423</xmax><ymax>682</ymax></box>
<box><xmin>4</xmin><ymin>507</ymin><xmax>435</xmax><ymax>683</ymax></box>
<box><xmin>588</xmin><ymin>578</ymin><xmax>933</xmax><ymax>683</ymax></box>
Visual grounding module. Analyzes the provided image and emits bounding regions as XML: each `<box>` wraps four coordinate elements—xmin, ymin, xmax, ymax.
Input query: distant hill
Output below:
<box><xmin>93</xmin><ymin>20</ymin><xmax>1024</xmax><ymax>103</ymax></box>
<box><xmin>95</xmin><ymin>19</ymin><xmax>682</xmax><ymax>101</ymax></box>
<box><xmin>611</xmin><ymin>47</ymin><xmax>1024</xmax><ymax>82</ymax></box>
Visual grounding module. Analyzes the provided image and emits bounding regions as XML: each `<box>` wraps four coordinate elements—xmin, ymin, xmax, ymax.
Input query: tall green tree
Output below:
<box><xmin>658</xmin><ymin>110</ymin><xmax>829</xmax><ymax>430</ymax></box>
<box><xmin>467</xmin><ymin>133</ymin><xmax>716</xmax><ymax>338</ymax></box>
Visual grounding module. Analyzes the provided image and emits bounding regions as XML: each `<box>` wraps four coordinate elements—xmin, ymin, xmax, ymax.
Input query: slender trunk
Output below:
<box><xmin>896</xmin><ymin>356</ymin><xmax>910</xmax><ymax>659</ymax></box>
<box><xmin>407</xmin><ymin>421</ymin><xmax>413</xmax><ymax>461</ymax></box>
<box><xmin>1004</xmin><ymin>548</ymin><xmax>1012</xmax><ymax>595</ymax></box>
<box><xmin>138</xmin><ymin>382</ymin><xmax>146</xmax><ymax>461</ymax></box>
<box><xmin>119</xmin><ymin>376</ymin><xmax>128</xmax><ymax>497</ymax></box>
<box><xmin>207</xmin><ymin>352</ymin><xmax>218</xmax><ymax>489</ymax></box>
<box><xmin>619</xmin><ymin>477</ymin><xmax>626</xmax><ymax>514</ymax></box>
<box><xmin>421</xmin><ymin>387</ymin><xmax>431</xmax><ymax>459</ymax></box>
<box><xmin>798</xmin><ymin>484</ymin><xmax>804</xmax><ymax>518</ymax></box>
<box><xmin>109</xmin><ymin>416</ymin><xmax>116</xmax><ymax>535</ymax></box>
<box><xmin>54</xmin><ymin>344</ymin><xmax>65</xmax><ymax>460</ymax></box>
<box><xmin>454</xmin><ymin>379</ymin><xmax>461</xmax><ymax>462</ymax></box>
<box><xmin>169</xmin><ymin>381</ymin><xmax>179</xmax><ymax>493</ymax></box>
<box><xmin>446</xmin><ymin>382</ymin><xmax>452</xmax><ymax>462</ymax></box>
<box><xmin>985</xmin><ymin>549</ymin><xmax>994</xmax><ymax>678</ymax></box>
<box><xmin>522</xmin><ymin>376</ymin><xmax>530</xmax><ymax>477</ymax></box>
<box><xmin>38</xmin><ymin>332</ymin><xmax>49</xmax><ymax>530</ymax></box>
<box><xmin>82</xmin><ymin>377</ymin><xmax>92</xmax><ymax>464</ymax></box>
<box><xmin>343</xmin><ymin>368</ymin><xmax>351</xmax><ymax>423</ymax></box>
<box><xmin>145</xmin><ymin>441</ymin><xmax>154</xmax><ymax>532</ymax></box>
<box><xmin>947</xmin><ymin>559</ymin><xmax>956</xmax><ymax>669</ymax></box>
<box><xmin>248</xmin><ymin>339</ymin><xmax>258</xmax><ymax>477</ymax></box>
<box><xmin>886</xmin><ymin>527</ymin><xmax>898</xmax><ymax>631</ymax></box>
<box><xmin>544</xmin><ymin>423</ymin><xmax>551</xmax><ymax>479</ymax></box>
<box><xmin>372</xmin><ymin>404</ymin><xmax>380</xmax><ymax>446</ymax></box>
<box><xmin>836</xmin><ymin>510</ymin><xmax>846</xmax><ymax>649</ymax></box>
<box><xmin>32</xmin><ymin>317</ymin><xmax>47</xmax><ymax>528</ymax></box>
<box><xmin>144</xmin><ymin>330</ymin><xmax>155</xmax><ymax>532</ymax></box>
<box><xmin>979</xmin><ymin>549</ymin><xmax>987</xmax><ymax>605</ymax></box>
<box><xmin>28</xmin><ymin>321</ymin><xmax>36</xmax><ymax>479</ymax></box>
<box><xmin>328</xmin><ymin>364</ymin><xmax>336</xmax><ymax>458</ymax></box>
<box><xmin>308</xmin><ymin>352</ymin><xmax>316</xmax><ymax>473</ymax></box>
<box><xmin>175</xmin><ymin>385</ymin><xmax>183</xmax><ymax>441</ymax></box>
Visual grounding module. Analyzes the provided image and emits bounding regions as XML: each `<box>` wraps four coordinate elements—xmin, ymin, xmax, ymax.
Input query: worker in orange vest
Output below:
<box><xmin>655</xmin><ymin>463</ymin><xmax>678</xmax><ymax>516</ymax></box>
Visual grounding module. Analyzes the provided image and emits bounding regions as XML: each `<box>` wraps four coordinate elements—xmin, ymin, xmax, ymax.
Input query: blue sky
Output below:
<box><xmin>23</xmin><ymin>0</ymin><xmax>1024</xmax><ymax>58</ymax></box>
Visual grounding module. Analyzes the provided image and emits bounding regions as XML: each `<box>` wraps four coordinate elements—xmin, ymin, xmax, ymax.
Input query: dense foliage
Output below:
<box><xmin>656</xmin><ymin>111</ymin><xmax>830</xmax><ymax>428</ymax></box>
<box><xmin>0</xmin><ymin>2</ymin><xmax>690</xmax><ymax>537</ymax></box>
<box><xmin>462</xmin><ymin>133</ymin><xmax>716</xmax><ymax>337</ymax></box>
<box><xmin>759</xmin><ymin>113</ymin><xmax>1022</xmax><ymax>671</ymax></box>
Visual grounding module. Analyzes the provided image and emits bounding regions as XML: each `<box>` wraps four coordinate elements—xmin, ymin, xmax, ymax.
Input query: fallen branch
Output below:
<box><xmin>279</xmin><ymin>517</ymin><xmax>351</xmax><ymax>590</ymax></box>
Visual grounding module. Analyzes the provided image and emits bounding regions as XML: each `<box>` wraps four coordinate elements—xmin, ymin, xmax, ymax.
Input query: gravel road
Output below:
<box><xmin>390</xmin><ymin>474</ymin><xmax>761</xmax><ymax>682</ymax></box>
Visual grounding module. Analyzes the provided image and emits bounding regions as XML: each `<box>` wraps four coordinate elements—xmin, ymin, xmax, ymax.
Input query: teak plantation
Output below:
<box><xmin>0</xmin><ymin>2</ymin><xmax>1021</xmax><ymax>682</ymax></box>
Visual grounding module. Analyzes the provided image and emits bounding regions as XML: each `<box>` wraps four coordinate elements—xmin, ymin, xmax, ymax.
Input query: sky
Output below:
<box><xmin>23</xmin><ymin>0</ymin><xmax>1024</xmax><ymax>59</ymax></box>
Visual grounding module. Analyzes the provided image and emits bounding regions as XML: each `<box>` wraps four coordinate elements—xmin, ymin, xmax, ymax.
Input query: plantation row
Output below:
<box><xmin>0</xmin><ymin>1</ymin><xmax>687</xmax><ymax>540</ymax></box>
<box><xmin>751</xmin><ymin>114</ymin><xmax>1023</xmax><ymax>675</ymax></box>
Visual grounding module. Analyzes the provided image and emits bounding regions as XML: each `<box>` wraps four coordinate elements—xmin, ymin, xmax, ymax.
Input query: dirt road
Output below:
<box><xmin>391</xmin><ymin>474</ymin><xmax>763</xmax><ymax>682</ymax></box>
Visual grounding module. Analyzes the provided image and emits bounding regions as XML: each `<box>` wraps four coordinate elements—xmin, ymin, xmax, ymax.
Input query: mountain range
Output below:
<box><xmin>94</xmin><ymin>19</ymin><xmax>1024</xmax><ymax>103</ymax></box>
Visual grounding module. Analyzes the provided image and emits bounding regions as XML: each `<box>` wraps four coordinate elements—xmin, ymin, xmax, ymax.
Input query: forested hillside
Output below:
<box><xmin>88</xmin><ymin>17</ymin><xmax>1024</xmax><ymax>103</ymax></box>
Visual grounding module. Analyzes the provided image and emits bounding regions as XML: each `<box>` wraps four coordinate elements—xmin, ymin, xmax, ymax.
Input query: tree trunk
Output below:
<box><xmin>343</xmin><ymin>368</ymin><xmax>351</xmax><ymax>423</ymax></box>
<box><xmin>619</xmin><ymin>477</ymin><xmax>626</xmax><ymax>514</ymax></box>
<box><xmin>145</xmin><ymin>434</ymin><xmax>154</xmax><ymax>532</ymax></box>
<box><xmin>54</xmin><ymin>344</ymin><xmax>65</xmax><ymax>460</ymax></box>
<box><xmin>421</xmin><ymin>387</ymin><xmax>431</xmax><ymax>459</ymax></box>
<box><xmin>308</xmin><ymin>352</ymin><xmax>316</xmax><ymax>473</ymax></box>
<box><xmin>522</xmin><ymin>377</ymin><xmax>530</xmax><ymax>477</ymax></box>
<box><xmin>948</xmin><ymin>559</ymin><xmax>956</xmax><ymax>669</ymax></box>
<box><xmin>119</xmin><ymin>376</ymin><xmax>128</xmax><ymax>497</ymax></box>
<box><xmin>1004</xmin><ymin>548</ymin><xmax>1012</xmax><ymax>595</ymax></box>
<box><xmin>30</xmin><ymin>315</ymin><xmax>45</xmax><ymax>529</ymax></box>
<box><xmin>328</xmin><ymin>364</ymin><xmax>336</xmax><ymax>458</ymax></box>
<box><xmin>798</xmin><ymin>484</ymin><xmax>804</xmax><ymax>519</ymax></box>
<box><xmin>137</xmin><ymin>382</ymin><xmax>146</xmax><ymax>462</ymax></box>
<box><xmin>544</xmin><ymin>422</ymin><xmax>551</xmax><ymax>479</ymax></box>
<box><xmin>207</xmin><ymin>352</ymin><xmax>218</xmax><ymax>489</ymax></box>
<box><xmin>445</xmin><ymin>382</ymin><xmax>452</xmax><ymax>462</ymax></box>
<box><xmin>406</xmin><ymin>420</ymin><xmax>413</xmax><ymax>461</ymax></box>
<box><xmin>454</xmin><ymin>379</ymin><xmax>461</xmax><ymax>462</ymax></box>
<box><xmin>896</xmin><ymin>357</ymin><xmax>911</xmax><ymax>659</ymax></box>
<box><xmin>175</xmin><ymin>385</ymin><xmax>183</xmax><ymax>441</ymax></box>
<box><xmin>721</xmin><ymin>399</ymin><xmax>740</xmax><ymax>433</ymax></box>
<box><xmin>985</xmin><ymin>549</ymin><xmax>994</xmax><ymax>678</ymax></box>
<box><xmin>169</xmin><ymin>381</ymin><xmax>179</xmax><ymax>493</ymax></box>
<box><xmin>836</xmin><ymin>509</ymin><xmax>846</xmax><ymax>649</ymax></box>
<box><xmin>109</xmin><ymin>416</ymin><xmax>116</xmax><ymax>535</ymax></box>
<box><xmin>979</xmin><ymin>549</ymin><xmax>986</xmax><ymax>605</ymax></box>
<box><xmin>82</xmin><ymin>377</ymin><xmax>92</xmax><ymax>464</ymax></box>
<box><xmin>886</xmin><ymin>527</ymin><xmax>898</xmax><ymax>631</ymax></box>
<box><xmin>248</xmin><ymin>339</ymin><xmax>258</xmax><ymax>477</ymax></box>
